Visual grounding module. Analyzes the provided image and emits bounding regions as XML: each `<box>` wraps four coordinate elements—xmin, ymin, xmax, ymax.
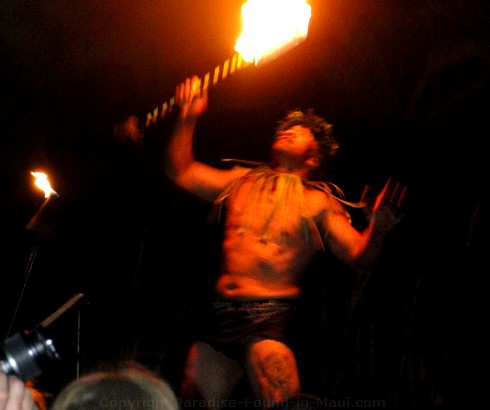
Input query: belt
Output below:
<box><xmin>213</xmin><ymin>298</ymin><xmax>296</xmax><ymax>309</ymax></box>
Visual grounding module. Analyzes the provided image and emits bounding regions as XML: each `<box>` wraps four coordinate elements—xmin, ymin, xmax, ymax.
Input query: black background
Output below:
<box><xmin>1</xmin><ymin>1</ymin><xmax>488</xmax><ymax>408</ymax></box>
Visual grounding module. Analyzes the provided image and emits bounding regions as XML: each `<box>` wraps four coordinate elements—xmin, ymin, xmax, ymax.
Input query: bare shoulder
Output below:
<box><xmin>305</xmin><ymin>185</ymin><xmax>351</xmax><ymax>221</ymax></box>
<box><xmin>304</xmin><ymin>185</ymin><xmax>342</xmax><ymax>208</ymax></box>
<box><xmin>183</xmin><ymin>162</ymin><xmax>251</xmax><ymax>201</ymax></box>
<box><xmin>223</xmin><ymin>164</ymin><xmax>254</xmax><ymax>185</ymax></box>
<box><xmin>304</xmin><ymin>186</ymin><xmax>330</xmax><ymax>214</ymax></box>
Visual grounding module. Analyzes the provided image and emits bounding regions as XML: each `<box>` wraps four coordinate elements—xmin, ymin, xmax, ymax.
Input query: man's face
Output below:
<box><xmin>272</xmin><ymin>125</ymin><xmax>319</xmax><ymax>163</ymax></box>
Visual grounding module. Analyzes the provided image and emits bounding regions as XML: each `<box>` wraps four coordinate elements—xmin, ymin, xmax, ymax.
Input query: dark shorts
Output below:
<box><xmin>201</xmin><ymin>298</ymin><xmax>298</xmax><ymax>361</ymax></box>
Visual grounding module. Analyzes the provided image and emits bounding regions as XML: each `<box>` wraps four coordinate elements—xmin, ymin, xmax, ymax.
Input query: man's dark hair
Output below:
<box><xmin>275</xmin><ymin>109</ymin><xmax>339</xmax><ymax>179</ymax></box>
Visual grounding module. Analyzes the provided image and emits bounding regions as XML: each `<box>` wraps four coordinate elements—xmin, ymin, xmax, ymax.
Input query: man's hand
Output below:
<box><xmin>0</xmin><ymin>372</ymin><xmax>40</xmax><ymax>410</ymax></box>
<box><xmin>175</xmin><ymin>75</ymin><xmax>208</xmax><ymax>121</ymax></box>
<box><xmin>373</xmin><ymin>177</ymin><xmax>407</xmax><ymax>212</ymax></box>
<box><xmin>361</xmin><ymin>177</ymin><xmax>407</xmax><ymax>233</ymax></box>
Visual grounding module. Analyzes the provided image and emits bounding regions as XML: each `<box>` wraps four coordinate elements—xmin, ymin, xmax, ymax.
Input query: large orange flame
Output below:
<box><xmin>234</xmin><ymin>0</ymin><xmax>311</xmax><ymax>65</ymax></box>
<box><xmin>144</xmin><ymin>0</ymin><xmax>312</xmax><ymax>127</ymax></box>
<box><xmin>31</xmin><ymin>171</ymin><xmax>59</xmax><ymax>198</ymax></box>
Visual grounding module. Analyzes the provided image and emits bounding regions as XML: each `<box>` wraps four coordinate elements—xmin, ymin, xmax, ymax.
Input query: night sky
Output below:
<box><xmin>1</xmin><ymin>1</ymin><xmax>489</xmax><ymax>407</ymax></box>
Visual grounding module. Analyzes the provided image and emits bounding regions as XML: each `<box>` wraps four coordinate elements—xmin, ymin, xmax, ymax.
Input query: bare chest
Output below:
<box><xmin>225</xmin><ymin>176</ymin><xmax>327</xmax><ymax>245</ymax></box>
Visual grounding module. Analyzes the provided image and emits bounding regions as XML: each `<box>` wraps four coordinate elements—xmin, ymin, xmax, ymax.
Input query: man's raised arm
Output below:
<box><xmin>164</xmin><ymin>76</ymin><xmax>208</xmax><ymax>185</ymax></box>
<box><xmin>164</xmin><ymin>76</ymin><xmax>250</xmax><ymax>202</ymax></box>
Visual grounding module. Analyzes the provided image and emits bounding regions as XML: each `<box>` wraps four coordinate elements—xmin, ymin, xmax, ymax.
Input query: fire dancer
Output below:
<box><xmin>164</xmin><ymin>76</ymin><xmax>405</xmax><ymax>408</ymax></box>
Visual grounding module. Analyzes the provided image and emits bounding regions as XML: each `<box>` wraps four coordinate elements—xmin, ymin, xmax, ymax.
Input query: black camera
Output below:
<box><xmin>1</xmin><ymin>293</ymin><xmax>84</xmax><ymax>381</ymax></box>
<box><xmin>0</xmin><ymin>328</ymin><xmax>61</xmax><ymax>381</ymax></box>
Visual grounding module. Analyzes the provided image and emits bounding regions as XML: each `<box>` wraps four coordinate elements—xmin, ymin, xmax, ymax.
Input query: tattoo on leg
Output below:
<box><xmin>261</xmin><ymin>352</ymin><xmax>297</xmax><ymax>397</ymax></box>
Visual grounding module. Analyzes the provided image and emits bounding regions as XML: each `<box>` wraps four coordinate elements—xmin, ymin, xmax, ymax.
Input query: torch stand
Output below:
<box><xmin>5</xmin><ymin>193</ymin><xmax>60</xmax><ymax>338</ymax></box>
<box><xmin>5</xmin><ymin>192</ymin><xmax>87</xmax><ymax>382</ymax></box>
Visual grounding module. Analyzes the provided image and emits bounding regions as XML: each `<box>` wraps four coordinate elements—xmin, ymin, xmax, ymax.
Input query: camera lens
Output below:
<box><xmin>0</xmin><ymin>329</ymin><xmax>60</xmax><ymax>381</ymax></box>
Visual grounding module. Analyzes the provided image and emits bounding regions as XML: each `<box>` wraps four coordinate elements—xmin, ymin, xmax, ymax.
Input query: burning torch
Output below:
<box><xmin>5</xmin><ymin>172</ymin><xmax>62</xmax><ymax>341</ymax></box>
<box><xmin>25</xmin><ymin>171</ymin><xmax>60</xmax><ymax>234</ymax></box>
<box><xmin>144</xmin><ymin>0</ymin><xmax>312</xmax><ymax>127</ymax></box>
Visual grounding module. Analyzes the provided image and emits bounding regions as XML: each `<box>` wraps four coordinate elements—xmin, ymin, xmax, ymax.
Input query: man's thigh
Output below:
<box><xmin>245</xmin><ymin>338</ymin><xmax>301</xmax><ymax>407</ymax></box>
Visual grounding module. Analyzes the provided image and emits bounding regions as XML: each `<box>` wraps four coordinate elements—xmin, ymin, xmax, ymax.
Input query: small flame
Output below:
<box><xmin>31</xmin><ymin>171</ymin><xmax>58</xmax><ymax>198</ymax></box>
<box><xmin>234</xmin><ymin>0</ymin><xmax>311</xmax><ymax>65</ymax></box>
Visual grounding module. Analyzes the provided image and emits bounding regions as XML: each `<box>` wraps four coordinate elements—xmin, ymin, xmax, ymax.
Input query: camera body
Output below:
<box><xmin>0</xmin><ymin>329</ymin><xmax>60</xmax><ymax>381</ymax></box>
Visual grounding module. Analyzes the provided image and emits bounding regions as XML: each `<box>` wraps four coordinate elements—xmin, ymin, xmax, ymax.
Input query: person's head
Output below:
<box><xmin>50</xmin><ymin>361</ymin><xmax>179</xmax><ymax>410</ymax></box>
<box><xmin>271</xmin><ymin>109</ymin><xmax>338</xmax><ymax>179</ymax></box>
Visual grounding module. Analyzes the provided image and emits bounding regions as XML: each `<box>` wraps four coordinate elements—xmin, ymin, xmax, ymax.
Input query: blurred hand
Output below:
<box><xmin>361</xmin><ymin>178</ymin><xmax>407</xmax><ymax>233</ymax></box>
<box><xmin>175</xmin><ymin>75</ymin><xmax>208</xmax><ymax>121</ymax></box>
<box><xmin>0</xmin><ymin>372</ymin><xmax>40</xmax><ymax>410</ymax></box>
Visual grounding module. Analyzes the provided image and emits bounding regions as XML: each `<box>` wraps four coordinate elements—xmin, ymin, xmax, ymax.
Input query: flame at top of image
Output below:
<box><xmin>234</xmin><ymin>0</ymin><xmax>311</xmax><ymax>66</ymax></box>
<box><xmin>31</xmin><ymin>171</ymin><xmax>59</xmax><ymax>198</ymax></box>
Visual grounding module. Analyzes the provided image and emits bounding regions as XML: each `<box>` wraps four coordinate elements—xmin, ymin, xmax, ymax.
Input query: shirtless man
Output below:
<box><xmin>164</xmin><ymin>76</ymin><xmax>404</xmax><ymax>409</ymax></box>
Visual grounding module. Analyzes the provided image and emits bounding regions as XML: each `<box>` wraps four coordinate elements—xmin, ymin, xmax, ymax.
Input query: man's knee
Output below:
<box><xmin>181</xmin><ymin>342</ymin><xmax>244</xmax><ymax>403</ymax></box>
<box><xmin>246</xmin><ymin>339</ymin><xmax>301</xmax><ymax>405</ymax></box>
